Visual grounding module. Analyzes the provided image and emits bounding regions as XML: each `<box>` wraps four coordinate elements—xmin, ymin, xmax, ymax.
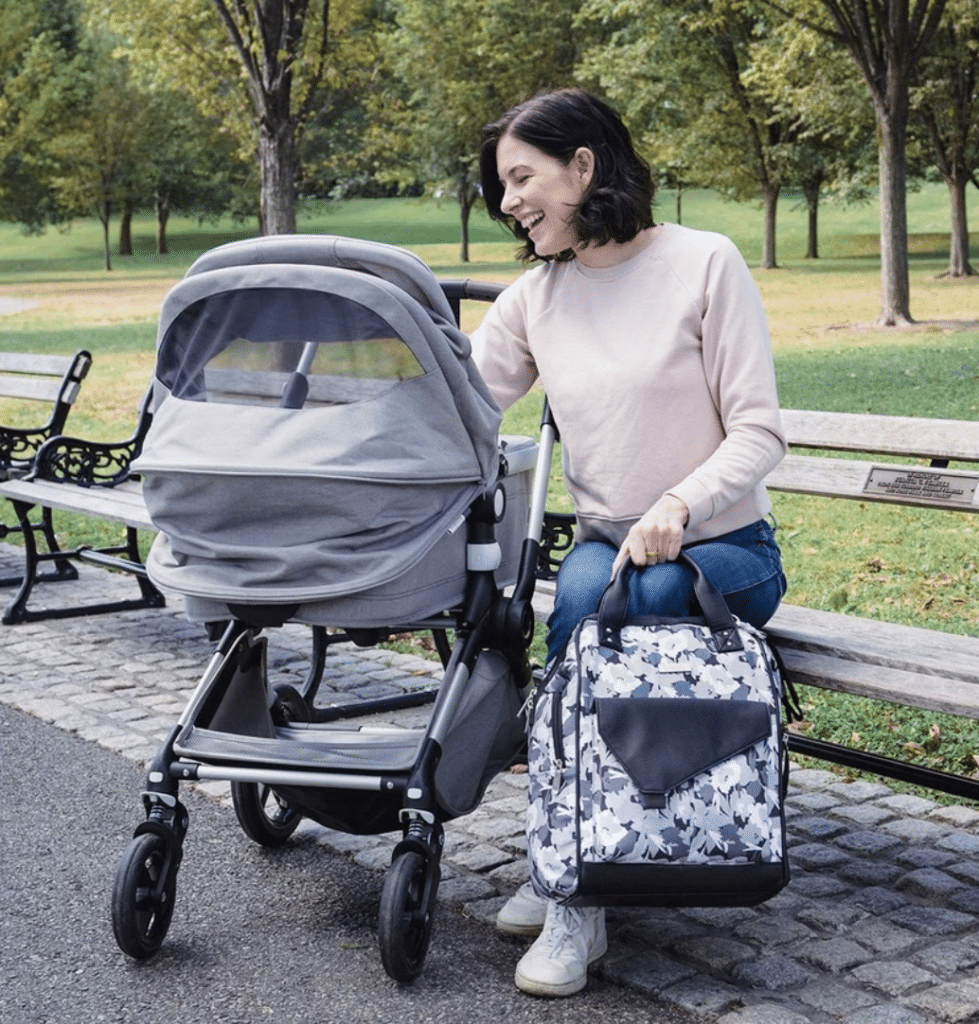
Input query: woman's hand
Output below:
<box><xmin>611</xmin><ymin>494</ymin><xmax>689</xmax><ymax>576</ymax></box>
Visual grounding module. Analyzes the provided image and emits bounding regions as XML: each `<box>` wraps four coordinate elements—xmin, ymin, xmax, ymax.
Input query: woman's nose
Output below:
<box><xmin>501</xmin><ymin>185</ymin><xmax>520</xmax><ymax>213</ymax></box>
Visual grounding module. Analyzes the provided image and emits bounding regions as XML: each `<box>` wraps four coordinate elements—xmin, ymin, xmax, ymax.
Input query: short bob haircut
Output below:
<box><xmin>480</xmin><ymin>88</ymin><xmax>655</xmax><ymax>263</ymax></box>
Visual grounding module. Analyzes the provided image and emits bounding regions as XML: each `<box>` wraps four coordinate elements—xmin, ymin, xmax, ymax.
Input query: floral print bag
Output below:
<box><xmin>527</xmin><ymin>552</ymin><xmax>795</xmax><ymax>907</ymax></box>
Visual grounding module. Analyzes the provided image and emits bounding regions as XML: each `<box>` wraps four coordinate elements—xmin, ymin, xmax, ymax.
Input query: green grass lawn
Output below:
<box><xmin>2</xmin><ymin>186</ymin><xmax>978</xmax><ymax>796</ymax></box>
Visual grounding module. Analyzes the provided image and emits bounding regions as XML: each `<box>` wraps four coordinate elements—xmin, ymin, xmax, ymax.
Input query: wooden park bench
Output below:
<box><xmin>0</xmin><ymin>389</ymin><xmax>165</xmax><ymax>624</ymax></box>
<box><xmin>0</xmin><ymin>349</ymin><xmax>93</xmax><ymax>480</ymax></box>
<box><xmin>537</xmin><ymin>407</ymin><xmax>979</xmax><ymax>802</ymax></box>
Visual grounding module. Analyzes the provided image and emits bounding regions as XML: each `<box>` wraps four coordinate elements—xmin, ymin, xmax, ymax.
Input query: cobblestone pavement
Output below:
<box><xmin>2</xmin><ymin>542</ymin><xmax>979</xmax><ymax>1024</ymax></box>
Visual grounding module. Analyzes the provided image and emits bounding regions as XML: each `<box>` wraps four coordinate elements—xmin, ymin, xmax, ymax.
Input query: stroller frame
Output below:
<box><xmin>110</xmin><ymin>261</ymin><xmax>557</xmax><ymax>982</ymax></box>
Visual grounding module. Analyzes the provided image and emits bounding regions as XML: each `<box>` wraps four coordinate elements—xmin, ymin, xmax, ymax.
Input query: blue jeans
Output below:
<box><xmin>545</xmin><ymin>519</ymin><xmax>787</xmax><ymax>660</ymax></box>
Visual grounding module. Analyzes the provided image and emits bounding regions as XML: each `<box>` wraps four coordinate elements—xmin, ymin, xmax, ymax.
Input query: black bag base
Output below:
<box><xmin>564</xmin><ymin>860</ymin><xmax>790</xmax><ymax>909</ymax></box>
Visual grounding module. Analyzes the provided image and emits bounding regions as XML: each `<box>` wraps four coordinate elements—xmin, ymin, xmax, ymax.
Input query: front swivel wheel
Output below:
<box><xmin>112</xmin><ymin>831</ymin><xmax>180</xmax><ymax>959</ymax></box>
<box><xmin>378</xmin><ymin>850</ymin><xmax>439</xmax><ymax>982</ymax></box>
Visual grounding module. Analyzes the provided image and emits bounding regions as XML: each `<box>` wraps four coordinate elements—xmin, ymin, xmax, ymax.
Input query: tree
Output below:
<box><xmin>46</xmin><ymin>36</ymin><xmax>158</xmax><ymax>269</ymax></box>
<box><xmin>579</xmin><ymin>0</ymin><xmax>803</xmax><ymax>269</ymax></box>
<box><xmin>741</xmin><ymin>17</ymin><xmax>876</xmax><ymax>260</ymax></box>
<box><xmin>912</xmin><ymin>0</ymin><xmax>979</xmax><ymax>277</ymax></box>
<box><xmin>371</xmin><ymin>0</ymin><xmax>578</xmax><ymax>262</ymax></box>
<box><xmin>0</xmin><ymin>0</ymin><xmax>86</xmax><ymax>230</ymax></box>
<box><xmin>780</xmin><ymin>0</ymin><xmax>950</xmax><ymax>324</ymax></box>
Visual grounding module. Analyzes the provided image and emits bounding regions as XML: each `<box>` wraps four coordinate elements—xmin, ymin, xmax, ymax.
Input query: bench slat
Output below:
<box><xmin>0</xmin><ymin>353</ymin><xmax>76</xmax><ymax>376</ymax></box>
<box><xmin>782</xmin><ymin>409</ymin><xmax>979</xmax><ymax>464</ymax></box>
<box><xmin>0</xmin><ymin>376</ymin><xmax>66</xmax><ymax>402</ymax></box>
<box><xmin>778</xmin><ymin>647</ymin><xmax>979</xmax><ymax>719</ymax></box>
<box><xmin>767</xmin><ymin>603</ymin><xmax>979</xmax><ymax>683</ymax></box>
<box><xmin>766</xmin><ymin>453</ymin><xmax>979</xmax><ymax>511</ymax></box>
<box><xmin>0</xmin><ymin>478</ymin><xmax>153</xmax><ymax>530</ymax></box>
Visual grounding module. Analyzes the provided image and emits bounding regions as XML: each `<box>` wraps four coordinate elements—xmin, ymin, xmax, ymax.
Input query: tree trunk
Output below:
<box><xmin>676</xmin><ymin>187</ymin><xmax>682</xmax><ymax>225</ymax></box>
<box><xmin>761</xmin><ymin>181</ymin><xmax>780</xmax><ymax>269</ymax></box>
<box><xmin>459</xmin><ymin>197</ymin><xmax>471</xmax><ymax>264</ymax></box>
<box><xmin>119</xmin><ymin>203</ymin><xmax>133</xmax><ymax>257</ymax></box>
<box><xmin>876</xmin><ymin>98</ymin><xmax>913</xmax><ymax>325</ymax></box>
<box><xmin>156</xmin><ymin>191</ymin><xmax>170</xmax><ymax>256</ymax></box>
<box><xmin>259</xmin><ymin>119</ymin><xmax>297</xmax><ymax>235</ymax></box>
<box><xmin>803</xmin><ymin>181</ymin><xmax>820</xmax><ymax>259</ymax></box>
<box><xmin>944</xmin><ymin>174</ymin><xmax>976</xmax><ymax>277</ymax></box>
<box><xmin>100</xmin><ymin>200</ymin><xmax>112</xmax><ymax>272</ymax></box>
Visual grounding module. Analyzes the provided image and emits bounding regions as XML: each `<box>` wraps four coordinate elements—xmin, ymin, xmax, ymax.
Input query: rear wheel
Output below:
<box><xmin>378</xmin><ymin>850</ymin><xmax>438</xmax><ymax>982</ymax></box>
<box><xmin>231</xmin><ymin>782</ymin><xmax>302</xmax><ymax>847</ymax></box>
<box><xmin>112</xmin><ymin>832</ymin><xmax>178</xmax><ymax>959</ymax></box>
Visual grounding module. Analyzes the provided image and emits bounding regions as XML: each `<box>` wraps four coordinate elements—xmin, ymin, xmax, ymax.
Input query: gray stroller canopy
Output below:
<box><xmin>135</xmin><ymin>236</ymin><xmax>503</xmax><ymax>607</ymax></box>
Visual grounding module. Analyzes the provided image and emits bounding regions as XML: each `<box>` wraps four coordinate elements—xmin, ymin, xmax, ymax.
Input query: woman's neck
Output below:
<box><xmin>575</xmin><ymin>224</ymin><xmax>661</xmax><ymax>270</ymax></box>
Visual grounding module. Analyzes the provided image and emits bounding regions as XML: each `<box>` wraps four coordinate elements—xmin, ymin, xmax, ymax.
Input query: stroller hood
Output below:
<box><xmin>134</xmin><ymin>237</ymin><xmax>503</xmax><ymax>607</ymax></box>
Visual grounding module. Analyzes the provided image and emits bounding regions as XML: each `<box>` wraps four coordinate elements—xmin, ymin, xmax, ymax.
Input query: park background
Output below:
<box><xmin>1</xmin><ymin>0</ymin><xmax>978</xmax><ymax>791</ymax></box>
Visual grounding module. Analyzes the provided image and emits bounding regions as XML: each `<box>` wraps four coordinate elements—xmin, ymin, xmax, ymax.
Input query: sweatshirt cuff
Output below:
<box><xmin>667</xmin><ymin>480</ymin><xmax>713</xmax><ymax>531</ymax></box>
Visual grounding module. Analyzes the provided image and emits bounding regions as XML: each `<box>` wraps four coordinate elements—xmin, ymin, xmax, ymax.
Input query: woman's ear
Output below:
<box><xmin>573</xmin><ymin>147</ymin><xmax>595</xmax><ymax>187</ymax></box>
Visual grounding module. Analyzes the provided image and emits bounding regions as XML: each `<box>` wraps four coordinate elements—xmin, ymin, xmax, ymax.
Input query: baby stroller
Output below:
<box><xmin>110</xmin><ymin>235</ymin><xmax>551</xmax><ymax>982</ymax></box>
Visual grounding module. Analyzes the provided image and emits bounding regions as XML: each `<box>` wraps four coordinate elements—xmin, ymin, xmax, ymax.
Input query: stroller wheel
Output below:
<box><xmin>231</xmin><ymin>782</ymin><xmax>302</xmax><ymax>847</ymax></box>
<box><xmin>112</xmin><ymin>832</ymin><xmax>178</xmax><ymax>959</ymax></box>
<box><xmin>378</xmin><ymin>850</ymin><xmax>438</xmax><ymax>983</ymax></box>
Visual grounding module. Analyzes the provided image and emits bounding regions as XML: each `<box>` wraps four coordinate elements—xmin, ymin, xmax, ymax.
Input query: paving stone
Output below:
<box><xmin>850</xmin><ymin>959</ymin><xmax>938</xmax><ymax>997</ymax></box>
<box><xmin>671</xmin><ymin>935</ymin><xmax>756</xmax><ymax>973</ymax></box>
<box><xmin>836</xmin><ymin>830</ymin><xmax>906</xmax><ymax>856</ymax></box>
<box><xmin>795</xmin><ymin>978</ymin><xmax>878</xmax><ymax>1015</ymax></box>
<box><xmin>847</xmin><ymin>1007</ymin><xmax>931</xmax><ymax>1024</ymax></box>
<box><xmin>833</xmin><ymin>803</ymin><xmax>900</xmax><ymax>827</ymax></box>
<box><xmin>798</xmin><ymin>937</ymin><xmax>872</xmax><ymax>972</ymax></box>
<box><xmin>929</xmin><ymin>805</ymin><xmax>979</xmax><ymax>830</ymax></box>
<box><xmin>789</xmin><ymin>872</ymin><xmax>852</xmax><ymax>899</ymax></box>
<box><xmin>875</xmin><ymin>794</ymin><xmax>941</xmax><ymax>817</ymax></box>
<box><xmin>912</xmin><ymin>940</ymin><xmax>979</xmax><ymax>976</ymax></box>
<box><xmin>730</xmin><ymin>954</ymin><xmax>816</xmax><ymax>991</ymax></box>
<box><xmin>826</xmin><ymin>780</ymin><xmax>896</xmax><ymax>803</ymax></box>
<box><xmin>716</xmin><ymin>1002</ymin><xmax>812</xmax><ymax>1024</ymax></box>
<box><xmin>887</xmin><ymin>905</ymin><xmax>976</xmax><ymax>937</ymax></box>
<box><xmin>597</xmin><ymin>949</ymin><xmax>698</xmax><ymax>995</ymax></box>
<box><xmin>788</xmin><ymin>790</ymin><xmax>840</xmax><ymax>814</ymax></box>
<box><xmin>936</xmin><ymin>830</ymin><xmax>979</xmax><ymax>857</ymax></box>
<box><xmin>897</xmin><ymin>867</ymin><xmax>968</xmax><ymax>899</ymax></box>
<box><xmin>796</xmin><ymin>902</ymin><xmax>866</xmax><ymax>932</ymax></box>
<box><xmin>882</xmin><ymin>818</ymin><xmax>954</xmax><ymax>845</ymax></box>
<box><xmin>895</xmin><ymin>847</ymin><xmax>960</xmax><ymax>870</ymax></box>
<box><xmin>659</xmin><ymin>976</ymin><xmax>744</xmax><ymax>1018</ymax></box>
<box><xmin>436</xmin><ymin>874</ymin><xmax>498</xmax><ymax>905</ymax></box>
<box><xmin>791</xmin><ymin>815</ymin><xmax>851</xmax><ymax>841</ymax></box>
<box><xmin>790</xmin><ymin>842</ymin><xmax>853</xmax><ymax>871</ymax></box>
<box><xmin>446</xmin><ymin>842</ymin><xmax>512</xmax><ymax>873</ymax></box>
<box><xmin>789</xmin><ymin>767</ymin><xmax>839</xmax><ymax>790</ymax></box>
<box><xmin>838</xmin><ymin>859</ymin><xmax>904</xmax><ymax>887</ymax></box>
<box><xmin>737</xmin><ymin>915</ymin><xmax>814</xmax><ymax>948</ymax></box>
<box><xmin>905</xmin><ymin>977</ymin><xmax>979</xmax><ymax>1023</ymax></box>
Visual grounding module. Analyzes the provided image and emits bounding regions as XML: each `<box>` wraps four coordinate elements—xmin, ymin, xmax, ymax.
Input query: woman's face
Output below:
<box><xmin>495</xmin><ymin>132</ymin><xmax>594</xmax><ymax>258</ymax></box>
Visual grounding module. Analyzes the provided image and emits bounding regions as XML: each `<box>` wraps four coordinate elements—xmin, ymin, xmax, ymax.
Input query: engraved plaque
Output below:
<box><xmin>863</xmin><ymin>465</ymin><xmax>979</xmax><ymax>507</ymax></box>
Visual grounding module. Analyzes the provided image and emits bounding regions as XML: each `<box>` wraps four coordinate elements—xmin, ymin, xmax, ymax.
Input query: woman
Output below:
<box><xmin>470</xmin><ymin>88</ymin><xmax>788</xmax><ymax>998</ymax></box>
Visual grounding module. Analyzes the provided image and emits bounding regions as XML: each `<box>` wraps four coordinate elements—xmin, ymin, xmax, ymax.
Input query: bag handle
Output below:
<box><xmin>597</xmin><ymin>550</ymin><xmax>744</xmax><ymax>653</ymax></box>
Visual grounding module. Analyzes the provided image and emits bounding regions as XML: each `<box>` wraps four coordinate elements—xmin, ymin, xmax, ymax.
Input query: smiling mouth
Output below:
<box><xmin>521</xmin><ymin>213</ymin><xmax>544</xmax><ymax>232</ymax></box>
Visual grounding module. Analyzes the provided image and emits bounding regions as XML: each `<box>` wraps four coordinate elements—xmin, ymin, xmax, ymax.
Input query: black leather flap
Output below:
<box><xmin>596</xmin><ymin>698</ymin><xmax>771</xmax><ymax>808</ymax></box>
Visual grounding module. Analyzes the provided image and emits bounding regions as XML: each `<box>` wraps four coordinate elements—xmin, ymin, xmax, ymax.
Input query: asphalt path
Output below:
<box><xmin>1</xmin><ymin>704</ymin><xmax>695</xmax><ymax>1024</ymax></box>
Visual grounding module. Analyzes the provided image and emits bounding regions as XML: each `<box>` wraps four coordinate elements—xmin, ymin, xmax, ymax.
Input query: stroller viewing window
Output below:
<box><xmin>161</xmin><ymin>287</ymin><xmax>427</xmax><ymax>408</ymax></box>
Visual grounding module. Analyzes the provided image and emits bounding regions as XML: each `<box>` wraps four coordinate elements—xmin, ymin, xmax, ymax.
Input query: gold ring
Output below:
<box><xmin>646</xmin><ymin>551</ymin><xmax>658</xmax><ymax>558</ymax></box>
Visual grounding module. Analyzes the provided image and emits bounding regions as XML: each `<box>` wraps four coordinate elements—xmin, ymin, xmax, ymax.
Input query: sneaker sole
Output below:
<box><xmin>513</xmin><ymin>935</ymin><xmax>608</xmax><ymax>998</ymax></box>
<box><xmin>496</xmin><ymin>918</ymin><xmax>545</xmax><ymax>937</ymax></box>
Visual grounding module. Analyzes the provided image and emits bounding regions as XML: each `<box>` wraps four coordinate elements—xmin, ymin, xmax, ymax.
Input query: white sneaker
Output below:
<box><xmin>514</xmin><ymin>901</ymin><xmax>607</xmax><ymax>997</ymax></box>
<box><xmin>496</xmin><ymin>881</ymin><xmax>548</xmax><ymax>936</ymax></box>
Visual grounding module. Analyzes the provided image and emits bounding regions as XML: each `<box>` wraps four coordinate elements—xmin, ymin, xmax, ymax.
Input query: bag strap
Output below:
<box><xmin>597</xmin><ymin>550</ymin><xmax>743</xmax><ymax>653</ymax></box>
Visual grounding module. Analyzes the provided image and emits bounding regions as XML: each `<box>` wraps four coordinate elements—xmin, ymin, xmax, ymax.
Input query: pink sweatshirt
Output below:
<box><xmin>470</xmin><ymin>223</ymin><xmax>786</xmax><ymax>547</ymax></box>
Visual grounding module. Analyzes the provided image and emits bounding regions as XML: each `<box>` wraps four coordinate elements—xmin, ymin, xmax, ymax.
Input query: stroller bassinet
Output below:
<box><xmin>111</xmin><ymin>236</ymin><xmax>548</xmax><ymax>982</ymax></box>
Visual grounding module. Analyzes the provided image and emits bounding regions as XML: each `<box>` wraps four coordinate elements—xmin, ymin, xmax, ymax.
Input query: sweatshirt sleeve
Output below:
<box><xmin>469</xmin><ymin>281</ymin><xmax>539</xmax><ymax>412</ymax></box>
<box><xmin>667</xmin><ymin>238</ymin><xmax>787</xmax><ymax>529</ymax></box>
